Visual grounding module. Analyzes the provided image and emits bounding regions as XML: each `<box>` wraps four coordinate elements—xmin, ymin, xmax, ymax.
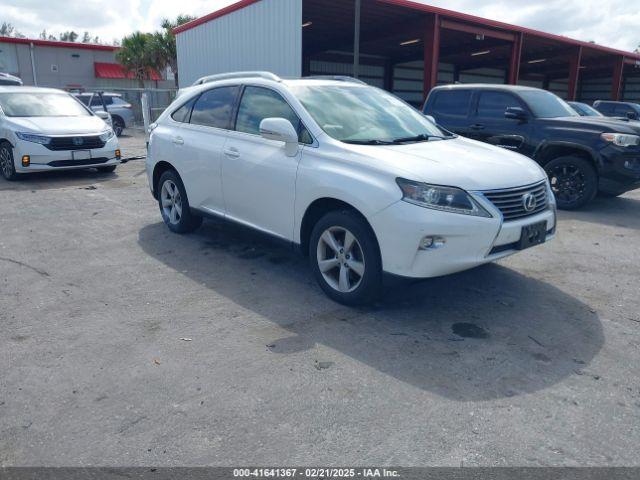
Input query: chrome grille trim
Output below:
<box><xmin>482</xmin><ymin>181</ymin><xmax>549</xmax><ymax>221</ymax></box>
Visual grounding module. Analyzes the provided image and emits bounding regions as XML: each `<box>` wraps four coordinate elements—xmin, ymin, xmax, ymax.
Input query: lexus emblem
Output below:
<box><xmin>72</xmin><ymin>137</ymin><xmax>84</xmax><ymax>146</ymax></box>
<box><xmin>522</xmin><ymin>193</ymin><xmax>537</xmax><ymax>212</ymax></box>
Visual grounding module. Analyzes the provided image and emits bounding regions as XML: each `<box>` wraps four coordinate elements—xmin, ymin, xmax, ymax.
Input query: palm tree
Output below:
<box><xmin>116</xmin><ymin>32</ymin><xmax>157</xmax><ymax>88</ymax></box>
<box><xmin>149</xmin><ymin>15</ymin><xmax>195</xmax><ymax>88</ymax></box>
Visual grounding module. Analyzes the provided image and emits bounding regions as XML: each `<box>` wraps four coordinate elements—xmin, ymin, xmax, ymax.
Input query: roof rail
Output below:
<box><xmin>193</xmin><ymin>71</ymin><xmax>281</xmax><ymax>86</ymax></box>
<box><xmin>306</xmin><ymin>75</ymin><xmax>367</xmax><ymax>85</ymax></box>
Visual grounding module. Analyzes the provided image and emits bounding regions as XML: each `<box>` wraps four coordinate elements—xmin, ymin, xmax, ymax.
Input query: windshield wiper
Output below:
<box><xmin>342</xmin><ymin>139</ymin><xmax>394</xmax><ymax>145</ymax></box>
<box><xmin>391</xmin><ymin>133</ymin><xmax>448</xmax><ymax>143</ymax></box>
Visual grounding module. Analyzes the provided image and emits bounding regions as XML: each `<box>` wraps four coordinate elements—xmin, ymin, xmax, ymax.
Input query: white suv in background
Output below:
<box><xmin>146</xmin><ymin>73</ymin><xmax>556</xmax><ymax>304</ymax></box>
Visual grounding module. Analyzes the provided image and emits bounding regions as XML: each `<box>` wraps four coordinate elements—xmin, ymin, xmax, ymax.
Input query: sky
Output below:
<box><xmin>2</xmin><ymin>0</ymin><xmax>640</xmax><ymax>52</ymax></box>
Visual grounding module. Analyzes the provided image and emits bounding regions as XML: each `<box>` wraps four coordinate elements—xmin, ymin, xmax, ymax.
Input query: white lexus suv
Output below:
<box><xmin>146</xmin><ymin>73</ymin><xmax>556</xmax><ymax>304</ymax></box>
<box><xmin>0</xmin><ymin>86</ymin><xmax>120</xmax><ymax>180</ymax></box>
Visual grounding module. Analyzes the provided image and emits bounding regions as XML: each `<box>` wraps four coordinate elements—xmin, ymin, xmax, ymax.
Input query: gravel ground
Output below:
<box><xmin>1</xmin><ymin>133</ymin><xmax>639</xmax><ymax>466</ymax></box>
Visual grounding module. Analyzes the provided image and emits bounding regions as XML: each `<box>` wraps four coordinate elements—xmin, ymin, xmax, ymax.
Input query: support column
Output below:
<box><xmin>384</xmin><ymin>59</ymin><xmax>394</xmax><ymax>92</ymax></box>
<box><xmin>423</xmin><ymin>14</ymin><xmax>440</xmax><ymax>100</ymax></box>
<box><xmin>353</xmin><ymin>0</ymin><xmax>361</xmax><ymax>79</ymax></box>
<box><xmin>508</xmin><ymin>33</ymin><xmax>523</xmax><ymax>85</ymax></box>
<box><xmin>612</xmin><ymin>56</ymin><xmax>624</xmax><ymax>100</ymax></box>
<box><xmin>567</xmin><ymin>46</ymin><xmax>583</xmax><ymax>101</ymax></box>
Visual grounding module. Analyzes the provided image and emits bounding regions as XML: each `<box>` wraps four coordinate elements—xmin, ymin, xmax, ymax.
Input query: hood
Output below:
<box><xmin>344</xmin><ymin>136</ymin><xmax>546</xmax><ymax>191</ymax></box>
<box><xmin>539</xmin><ymin>116</ymin><xmax>640</xmax><ymax>134</ymax></box>
<box><xmin>7</xmin><ymin>115</ymin><xmax>109</xmax><ymax>135</ymax></box>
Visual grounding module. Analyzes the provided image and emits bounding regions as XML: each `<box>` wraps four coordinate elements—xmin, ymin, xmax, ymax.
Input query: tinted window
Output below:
<box><xmin>518</xmin><ymin>90</ymin><xmax>577</xmax><ymax>118</ymax></box>
<box><xmin>431</xmin><ymin>90</ymin><xmax>471</xmax><ymax>117</ymax></box>
<box><xmin>236</xmin><ymin>86</ymin><xmax>311</xmax><ymax>143</ymax></box>
<box><xmin>111</xmin><ymin>97</ymin><xmax>127</xmax><ymax>105</ymax></box>
<box><xmin>102</xmin><ymin>96</ymin><xmax>114</xmax><ymax>106</ymax></box>
<box><xmin>171</xmin><ymin>98</ymin><xmax>196</xmax><ymax>123</ymax></box>
<box><xmin>77</xmin><ymin>95</ymin><xmax>90</xmax><ymax>106</ymax></box>
<box><xmin>90</xmin><ymin>96</ymin><xmax>103</xmax><ymax>107</ymax></box>
<box><xmin>190</xmin><ymin>86</ymin><xmax>239</xmax><ymax>129</ymax></box>
<box><xmin>596</xmin><ymin>103</ymin><xmax>613</xmax><ymax>114</ymax></box>
<box><xmin>477</xmin><ymin>91</ymin><xmax>521</xmax><ymax>119</ymax></box>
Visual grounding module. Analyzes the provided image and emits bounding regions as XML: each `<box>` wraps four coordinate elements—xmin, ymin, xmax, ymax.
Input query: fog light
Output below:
<box><xmin>21</xmin><ymin>155</ymin><xmax>30</xmax><ymax>167</ymax></box>
<box><xmin>115</xmin><ymin>149</ymin><xmax>121</xmax><ymax>160</ymax></box>
<box><xmin>419</xmin><ymin>236</ymin><xmax>446</xmax><ymax>250</ymax></box>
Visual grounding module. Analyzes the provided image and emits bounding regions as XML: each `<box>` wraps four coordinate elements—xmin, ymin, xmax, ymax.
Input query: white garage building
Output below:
<box><xmin>174</xmin><ymin>0</ymin><xmax>640</xmax><ymax>106</ymax></box>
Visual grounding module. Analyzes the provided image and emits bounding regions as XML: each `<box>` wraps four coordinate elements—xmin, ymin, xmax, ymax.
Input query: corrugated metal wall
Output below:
<box><xmin>176</xmin><ymin>0</ymin><xmax>302</xmax><ymax>87</ymax></box>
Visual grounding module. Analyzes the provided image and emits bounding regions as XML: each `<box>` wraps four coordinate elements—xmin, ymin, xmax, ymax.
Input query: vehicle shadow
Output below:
<box><xmin>138</xmin><ymin>219</ymin><xmax>604</xmax><ymax>402</ymax></box>
<box><xmin>559</xmin><ymin>194</ymin><xmax>640</xmax><ymax>231</ymax></box>
<box><xmin>0</xmin><ymin>168</ymin><xmax>116</xmax><ymax>192</ymax></box>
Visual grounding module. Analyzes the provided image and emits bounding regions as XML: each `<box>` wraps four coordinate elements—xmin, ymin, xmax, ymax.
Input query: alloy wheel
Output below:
<box><xmin>160</xmin><ymin>179</ymin><xmax>183</xmax><ymax>225</ymax></box>
<box><xmin>0</xmin><ymin>147</ymin><xmax>12</xmax><ymax>178</ymax></box>
<box><xmin>316</xmin><ymin>226</ymin><xmax>366</xmax><ymax>293</ymax></box>
<box><xmin>549</xmin><ymin>163</ymin><xmax>586</xmax><ymax>204</ymax></box>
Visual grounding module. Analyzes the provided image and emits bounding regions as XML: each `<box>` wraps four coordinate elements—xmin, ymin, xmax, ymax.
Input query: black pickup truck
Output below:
<box><xmin>423</xmin><ymin>84</ymin><xmax>640</xmax><ymax>209</ymax></box>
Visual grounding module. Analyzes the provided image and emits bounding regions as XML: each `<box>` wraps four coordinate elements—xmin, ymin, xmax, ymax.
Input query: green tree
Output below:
<box><xmin>116</xmin><ymin>32</ymin><xmax>158</xmax><ymax>88</ymax></box>
<box><xmin>60</xmin><ymin>31</ymin><xmax>78</xmax><ymax>42</ymax></box>
<box><xmin>148</xmin><ymin>15</ymin><xmax>195</xmax><ymax>88</ymax></box>
<box><xmin>0</xmin><ymin>22</ymin><xmax>24</xmax><ymax>38</ymax></box>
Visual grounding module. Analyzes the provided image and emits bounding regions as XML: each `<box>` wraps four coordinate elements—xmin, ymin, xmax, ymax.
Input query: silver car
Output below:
<box><xmin>75</xmin><ymin>92</ymin><xmax>134</xmax><ymax>136</ymax></box>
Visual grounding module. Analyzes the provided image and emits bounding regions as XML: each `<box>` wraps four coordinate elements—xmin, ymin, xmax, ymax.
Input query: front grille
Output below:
<box><xmin>482</xmin><ymin>181</ymin><xmax>548</xmax><ymax>221</ymax></box>
<box><xmin>46</xmin><ymin>136</ymin><xmax>106</xmax><ymax>151</ymax></box>
<box><xmin>48</xmin><ymin>157</ymin><xmax>109</xmax><ymax>167</ymax></box>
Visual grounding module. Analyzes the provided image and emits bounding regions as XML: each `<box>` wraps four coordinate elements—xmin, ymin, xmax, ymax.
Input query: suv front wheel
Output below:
<box><xmin>309</xmin><ymin>210</ymin><xmax>382</xmax><ymax>305</ymax></box>
<box><xmin>545</xmin><ymin>156</ymin><xmax>598</xmax><ymax>210</ymax></box>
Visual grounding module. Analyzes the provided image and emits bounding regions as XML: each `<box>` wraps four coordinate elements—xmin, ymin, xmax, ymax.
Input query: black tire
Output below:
<box><xmin>97</xmin><ymin>165</ymin><xmax>117</xmax><ymax>173</ymax></box>
<box><xmin>112</xmin><ymin>117</ymin><xmax>125</xmax><ymax>137</ymax></box>
<box><xmin>0</xmin><ymin>141</ymin><xmax>19</xmax><ymax>181</ymax></box>
<box><xmin>157</xmin><ymin>170</ymin><xmax>203</xmax><ymax>234</ymax></box>
<box><xmin>544</xmin><ymin>156</ymin><xmax>598</xmax><ymax>210</ymax></box>
<box><xmin>309</xmin><ymin>210</ymin><xmax>382</xmax><ymax>305</ymax></box>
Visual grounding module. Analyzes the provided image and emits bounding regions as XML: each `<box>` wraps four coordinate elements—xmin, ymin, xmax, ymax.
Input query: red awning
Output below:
<box><xmin>94</xmin><ymin>62</ymin><xmax>162</xmax><ymax>81</ymax></box>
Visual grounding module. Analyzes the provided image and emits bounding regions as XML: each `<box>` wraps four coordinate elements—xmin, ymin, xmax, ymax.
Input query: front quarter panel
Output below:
<box><xmin>294</xmin><ymin>143</ymin><xmax>402</xmax><ymax>244</ymax></box>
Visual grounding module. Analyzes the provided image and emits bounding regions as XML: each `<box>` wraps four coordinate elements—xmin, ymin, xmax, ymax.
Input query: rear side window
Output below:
<box><xmin>431</xmin><ymin>90</ymin><xmax>472</xmax><ymax>117</ymax></box>
<box><xmin>171</xmin><ymin>98</ymin><xmax>196</xmax><ymax>123</ymax></box>
<box><xmin>596</xmin><ymin>103</ymin><xmax>613</xmax><ymax>114</ymax></box>
<box><xmin>477</xmin><ymin>91</ymin><xmax>521</xmax><ymax>119</ymax></box>
<box><xmin>190</xmin><ymin>86</ymin><xmax>239</xmax><ymax>129</ymax></box>
<box><xmin>77</xmin><ymin>96</ymin><xmax>90</xmax><ymax>106</ymax></box>
<box><xmin>235</xmin><ymin>86</ymin><xmax>312</xmax><ymax>143</ymax></box>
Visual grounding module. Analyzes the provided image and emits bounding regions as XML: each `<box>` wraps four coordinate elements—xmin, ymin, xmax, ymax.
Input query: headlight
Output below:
<box><xmin>396</xmin><ymin>178</ymin><xmax>492</xmax><ymax>217</ymax></box>
<box><xmin>99</xmin><ymin>129</ymin><xmax>115</xmax><ymax>142</ymax></box>
<box><xmin>16</xmin><ymin>132</ymin><xmax>51</xmax><ymax>145</ymax></box>
<box><xmin>601</xmin><ymin>132</ymin><xmax>640</xmax><ymax>147</ymax></box>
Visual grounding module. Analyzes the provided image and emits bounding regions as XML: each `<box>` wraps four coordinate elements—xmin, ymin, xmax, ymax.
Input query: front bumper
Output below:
<box><xmin>599</xmin><ymin>146</ymin><xmax>640</xmax><ymax>194</ymax></box>
<box><xmin>13</xmin><ymin>137</ymin><xmax>120</xmax><ymax>173</ymax></box>
<box><xmin>370</xmin><ymin>198</ymin><xmax>556</xmax><ymax>279</ymax></box>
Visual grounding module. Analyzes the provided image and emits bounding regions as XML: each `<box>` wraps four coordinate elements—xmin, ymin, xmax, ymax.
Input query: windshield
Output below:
<box><xmin>290</xmin><ymin>84</ymin><xmax>448</xmax><ymax>144</ymax></box>
<box><xmin>518</xmin><ymin>90</ymin><xmax>578</xmax><ymax>119</ymax></box>
<box><xmin>0</xmin><ymin>92</ymin><xmax>91</xmax><ymax>117</ymax></box>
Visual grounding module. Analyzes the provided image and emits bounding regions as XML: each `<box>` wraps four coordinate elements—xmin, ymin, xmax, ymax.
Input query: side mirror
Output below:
<box><xmin>505</xmin><ymin>107</ymin><xmax>528</xmax><ymax>121</ymax></box>
<box><xmin>259</xmin><ymin>118</ymin><xmax>299</xmax><ymax>157</ymax></box>
<box><xmin>424</xmin><ymin>114</ymin><xmax>436</xmax><ymax>124</ymax></box>
<box><xmin>95</xmin><ymin>109</ymin><xmax>113</xmax><ymax>127</ymax></box>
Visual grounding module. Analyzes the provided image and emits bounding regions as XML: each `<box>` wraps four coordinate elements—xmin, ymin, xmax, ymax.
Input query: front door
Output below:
<box><xmin>469</xmin><ymin>90</ymin><xmax>531</xmax><ymax>155</ymax></box>
<box><xmin>222</xmin><ymin>86</ymin><xmax>312</xmax><ymax>240</ymax></box>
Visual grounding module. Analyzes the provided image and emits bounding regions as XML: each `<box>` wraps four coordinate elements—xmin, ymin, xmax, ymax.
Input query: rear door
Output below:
<box><xmin>469</xmin><ymin>90</ymin><xmax>531</xmax><ymax>154</ymax></box>
<box><xmin>176</xmin><ymin>85</ymin><xmax>240</xmax><ymax>213</ymax></box>
<box><xmin>222</xmin><ymin>85</ymin><xmax>312</xmax><ymax>240</ymax></box>
<box><xmin>425</xmin><ymin>89</ymin><xmax>474</xmax><ymax>136</ymax></box>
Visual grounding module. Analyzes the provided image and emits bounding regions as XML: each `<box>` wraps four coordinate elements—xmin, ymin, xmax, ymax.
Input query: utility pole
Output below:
<box><xmin>353</xmin><ymin>0</ymin><xmax>361</xmax><ymax>79</ymax></box>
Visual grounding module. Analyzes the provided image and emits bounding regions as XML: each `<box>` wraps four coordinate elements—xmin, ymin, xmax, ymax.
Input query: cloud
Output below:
<box><xmin>3</xmin><ymin>0</ymin><xmax>639</xmax><ymax>52</ymax></box>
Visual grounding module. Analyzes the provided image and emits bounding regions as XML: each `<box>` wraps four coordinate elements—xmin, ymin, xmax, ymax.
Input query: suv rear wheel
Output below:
<box><xmin>309</xmin><ymin>210</ymin><xmax>382</xmax><ymax>305</ymax></box>
<box><xmin>545</xmin><ymin>156</ymin><xmax>597</xmax><ymax>210</ymax></box>
<box><xmin>157</xmin><ymin>170</ymin><xmax>203</xmax><ymax>233</ymax></box>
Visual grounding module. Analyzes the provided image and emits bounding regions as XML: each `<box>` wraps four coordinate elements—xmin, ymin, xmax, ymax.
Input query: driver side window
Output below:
<box><xmin>477</xmin><ymin>91</ymin><xmax>521</xmax><ymax>119</ymax></box>
<box><xmin>235</xmin><ymin>86</ymin><xmax>312</xmax><ymax>144</ymax></box>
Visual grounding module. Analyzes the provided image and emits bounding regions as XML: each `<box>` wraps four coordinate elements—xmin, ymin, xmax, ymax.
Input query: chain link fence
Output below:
<box><xmin>82</xmin><ymin>87</ymin><xmax>178</xmax><ymax>129</ymax></box>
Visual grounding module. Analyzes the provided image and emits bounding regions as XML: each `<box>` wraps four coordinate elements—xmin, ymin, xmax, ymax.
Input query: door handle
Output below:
<box><xmin>470</xmin><ymin>124</ymin><xmax>485</xmax><ymax>130</ymax></box>
<box><xmin>224</xmin><ymin>147</ymin><xmax>240</xmax><ymax>158</ymax></box>
<box><xmin>172</xmin><ymin>137</ymin><xmax>184</xmax><ymax>145</ymax></box>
